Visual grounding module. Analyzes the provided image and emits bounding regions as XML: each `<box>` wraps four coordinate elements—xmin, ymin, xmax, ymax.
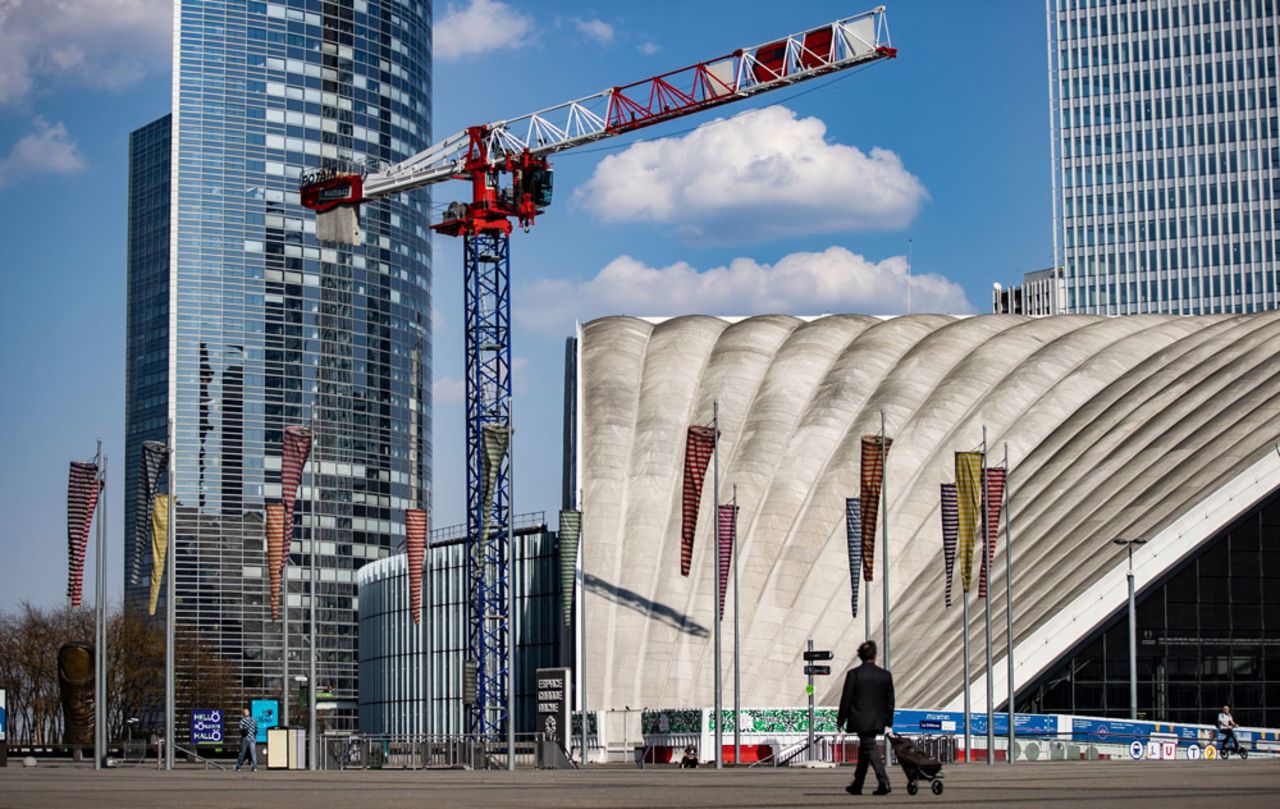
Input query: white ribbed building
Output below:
<box><xmin>572</xmin><ymin>312</ymin><xmax>1280</xmax><ymax>727</ymax></box>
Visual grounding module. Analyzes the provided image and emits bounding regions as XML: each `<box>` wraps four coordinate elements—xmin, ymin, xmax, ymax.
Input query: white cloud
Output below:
<box><xmin>0</xmin><ymin>0</ymin><xmax>171</xmax><ymax>105</ymax></box>
<box><xmin>0</xmin><ymin>118</ymin><xmax>86</xmax><ymax>186</ymax></box>
<box><xmin>433</xmin><ymin>376</ymin><xmax>466</xmax><ymax>405</ymax></box>
<box><xmin>571</xmin><ymin>17</ymin><xmax>614</xmax><ymax>45</ymax></box>
<box><xmin>637</xmin><ymin>41</ymin><xmax>661</xmax><ymax>56</ymax></box>
<box><xmin>517</xmin><ymin>247</ymin><xmax>972</xmax><ymax>334</ymax></box>
<box><xmin>435</xmin><ymin>0</ymin><xmax>534</xmax><ymax>61</ymax></box>
<box><xmin>575</xmin><ymin>105</ymin><xmax>928</xmax><ymax>242</ymax></box>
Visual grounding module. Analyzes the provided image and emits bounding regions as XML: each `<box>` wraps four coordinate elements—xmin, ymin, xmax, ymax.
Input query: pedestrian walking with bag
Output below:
<box><xmin>235</xmin><ymin>707</ymin><xmax>258</xmax><ymax>772</ymax></box>
<box><xmin>837</xmin><ymin>640</ymin><xmax>895</xmax><ymax>796</ymax></box>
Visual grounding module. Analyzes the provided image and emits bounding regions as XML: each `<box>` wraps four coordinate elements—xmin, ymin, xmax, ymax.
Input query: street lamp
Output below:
<box><xmin>1112</xmin><ymin>538</ymin><xmax>1147</xmax><ymax>720</ymax></box>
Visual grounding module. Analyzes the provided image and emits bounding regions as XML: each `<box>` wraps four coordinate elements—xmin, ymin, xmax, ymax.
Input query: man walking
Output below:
<box><xmin>837</xmin><ymin>640</ymin><xmax>895</xmax><ymax>796</ymax></box>
<box><xmin>236</xmin><ymin>707</ymin><xmax>258</xmax><ymax>772</ymax></box>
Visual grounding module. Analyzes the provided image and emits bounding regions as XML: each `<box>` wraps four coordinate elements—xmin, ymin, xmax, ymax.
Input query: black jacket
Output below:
<box><xmin>837</xmin><ymin>662</ymin><xmax>895</xmax><ymax>736</ymax></box>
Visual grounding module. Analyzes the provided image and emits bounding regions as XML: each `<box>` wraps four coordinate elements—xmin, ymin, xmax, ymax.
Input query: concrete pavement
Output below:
<box><xmin>1</xmin><ymin>759</ymin><xmax>1278</xmax><ymax>808</ymax></box>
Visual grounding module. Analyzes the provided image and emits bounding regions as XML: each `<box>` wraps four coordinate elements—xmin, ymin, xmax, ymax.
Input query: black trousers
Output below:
<box><xmin>852</xmin><ymin>734</ymin><xmax>889</xmax><ymax>789</ymax></box>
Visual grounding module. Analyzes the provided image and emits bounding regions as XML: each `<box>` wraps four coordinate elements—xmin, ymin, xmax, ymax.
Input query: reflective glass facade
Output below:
<box><xmin>1018</xmin><ymin>487</ymin><xmax>1280</xmax><ymax>729</ymax></box>
<box><xmin>1051</xmin><ymin>0</ymin><xmax>1280</xmax><ymax>314</ymax></box>
<box><xmin>126</xmin><ymin>0</ymin><xmax>432</xmax><ymax>733</ymax></box>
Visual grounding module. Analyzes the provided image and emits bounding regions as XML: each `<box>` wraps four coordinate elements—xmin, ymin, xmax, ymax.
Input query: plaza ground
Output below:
<box><xmin>2</xmin><ymin>759</ymin><xmax>1279</xmax><ymax>809</ymax></box>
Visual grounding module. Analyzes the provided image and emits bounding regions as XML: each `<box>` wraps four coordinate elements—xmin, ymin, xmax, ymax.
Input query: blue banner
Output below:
<box><xmin>251</xmin><ymin>699</ymin><xmax>278</xmax><ymax>744</ymax></box>
<box><xmin>191</xmin><ymin>708</ymin><xmax>223</xmax><ymax>745</ymax></box>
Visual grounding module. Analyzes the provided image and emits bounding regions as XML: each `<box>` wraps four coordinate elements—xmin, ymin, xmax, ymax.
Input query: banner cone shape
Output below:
<box><xmin>859</xmin><ymin>435</ymin><xmax>891</xmax><ymax>581</ymax></box>
<box><xmin>131</xmin><ymin>441</ymin><xmax>167</xmax><ymax>585</ymax></box>
<box><xmin>280</xmin><ymin>426</ymin><xmax>313</xmax><ymax>569</ymax></box>
<box><xmin>940</xmin><ymin>484</ymin><xmax>959</xmax><ymax>608</ymax></box>
<box><xmin>266</xmin><ymin>503</ymin><xmax>285</xmax><ymax>620</ymax></box>
<box><xmin>955</xmin><ymin>452</ymin><xmax>983</xmax><ymax>593</ymax></box>
<box><xmin>978</xmin><ymin>467</ymin><xmax>1007</xmax><ymax>599</ymax></box>
<box><xmin>716</xmin><ymin>504</ymin><xmax>737</xmax><ymax>620</ymax></box>
<box><xmin>845</xmin><ymin>498</ymin><xmax>862</xmax><ymax>617</ymax></box>
<box><xmin>558</xmin><ymin>510</ymin><xmax>582</xmax><ymax>626</ymax></box>
<box><xmin>66</xmin><ymin>461</ymin><xmax>101</xmax><ymax>607</ymax></box>
<box><xmin>148</xmin><ymin>494</ymin><xmax>170</xmax><ymax>616</ymax></box>
<box><xmin>680</xmin><ymin>426</ymin><xmax>716</xmax><ymax>577</ymax></box>
<box><xmin>406</xmin><ymin>508</ymin><xmax>427</xmax><ymax>624</ymax></box>
<box><xmin>479</xmin><ymin>423</ymin><xmax>512</xmax><ymax>546</ymax></box>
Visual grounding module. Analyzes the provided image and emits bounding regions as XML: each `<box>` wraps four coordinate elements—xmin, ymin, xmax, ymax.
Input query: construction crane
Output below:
<box><xmin>301</xmin><ymin>6</ymin><xmax>896</xmax><ymax>737</ymax></box>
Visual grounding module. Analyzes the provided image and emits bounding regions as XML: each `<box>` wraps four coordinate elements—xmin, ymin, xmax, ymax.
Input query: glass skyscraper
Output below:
<box><xmin>125</xmin><ymin>0</ymin><xmax>432</xmax><ymax>733</ymax></box>
<box><xmin>1050</xmin><ymin>0</ymin><xmax>1279</xmax><ymax>314</ymax></box>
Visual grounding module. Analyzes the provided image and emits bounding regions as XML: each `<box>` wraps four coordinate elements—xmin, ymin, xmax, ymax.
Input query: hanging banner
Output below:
<box><xmin>406</xmin><ymin>508</ymin><xmax>427</xmax><ymax>624</ymax></box>
<box><xmin>265</xmin><ymin>503</ymin><xmax>285</xmax><ymax>621</ymax></box>
<box><xmin>859</xmin><ymin>435</ymin><xmax>891</xmax><ymax>581</ymax></box>
<box><xmin>955</xmin><ymin>452</ymin><xmax>983</xmax><ymax>593</ymax></box>
<box><xmin>680</xmin><ymin>425</ymin><xmax>716</xmax><ymax>577</ymax></box>
<box><xmin>66</xmin><ymin>461</ymin><xmax>101</xmax><ymax>607</ymax></box>
<box><xmin>558</xmin><ymin>510</ymin><xmax>582</xmax><ymax>626</ymax></box>
<box><xmin>716</xmin><ymin>504</ymin><xmax>738</xmax><ymax>620</ymax></box>
<box><xmin>148</xmin><ymin>494</ymin><xmax>170</xmax><ymax>616</ymax></box>
<box><xmin>280</xmin><ymin>426</ymin><xmax>314</xmax><ymax>571</ymax></box>
<box><xmin>845</xmin><ymin>498</ymin><xmax>862</xmax><ymax>618</ymax></box>
<box><xmin>940</xmin><ymin>483</ymin><xmax>959</xmax><ymax>608</ymax></box>
<box><xmin>131</xmin><ymin>441</ymin><xmax>168</xmax><ymax>585</ymax></box>
<box><xmin>479</xmin><ymin>423</ymin><xmax>512</xmax><ymax>548</ymax></box>
<box><xmin>979</xmin><ymin>467</ymin><xmax>1007</xmax><ymax>599</ymax></box>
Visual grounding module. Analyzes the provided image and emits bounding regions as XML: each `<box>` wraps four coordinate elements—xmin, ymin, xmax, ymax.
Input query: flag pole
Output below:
<box><xmin>732</xmin><ymin>484</ymin><xmax>740</xmax><ymax>767</ymax></box>
<box><xmin>94</xmin><ymin>440</ymin><xmax>106</xmax><ymax>771</ymax></box>
<box><xmin>308</xmin><ymin>406</ymin><xmax>318</xmax><ymax>770</ymax></box>
<box><xmin>578</xmin><ymin>488</ymin><xmax>587</xmax><ymax>765</ymax></box>
<box><xmin>164</xmin><ymin>418</ymin><xmax>175</xmax><ymax>771</ymax></box>
<box><xmin>880</xmin><ymin>410</ymin><xmax>890</xmax><ymax>669</ymax></box>
<box><xmin>962</xmin><ymin>585</ymin><xmax>971</xmax><ymax>763</ymax></box>
<box><xmin>1004</xmin><ymin>442</ymin><xmax>1015</xmax><ymax>764</ymax></box>
<box><xmin>982</xmin><ymin>426</ymin><xmax>994</xmax><ymax>765</ymax></box>
<box><xmin>712</xmin><ymin>400</ymin><xmax>722</xmax><ymax>769</ymax></box>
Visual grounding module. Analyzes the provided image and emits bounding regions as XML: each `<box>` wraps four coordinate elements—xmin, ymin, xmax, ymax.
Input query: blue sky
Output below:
<box><xmin>0</xmin><ymin>0</ymin><xmax>1051</xmax><ymax>612</ymax></box>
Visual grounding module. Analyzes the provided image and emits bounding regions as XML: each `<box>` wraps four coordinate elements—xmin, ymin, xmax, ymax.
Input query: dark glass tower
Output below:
<box><xmin>125</xmin><ymin>0</ymin><xmax>432</xmax><ymax>732</ymax></box>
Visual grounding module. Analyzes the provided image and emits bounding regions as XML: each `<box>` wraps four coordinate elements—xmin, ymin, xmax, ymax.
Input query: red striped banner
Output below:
<box><xmin>940</xmin><ymin>483</ymin><xmax>958</xmax><ymax>608</ymax></box>
<box><xmin>266</xmin><ymin>503</ymin><xmax>285</xmax><ymax>620</ymax></box>
<box><xmin>680</xmin><ymin>425</ymin><xmax>716</xmax><ymax>577</ymax></box>
<box><xmin>66</xmin><ymin>461</ymin><xmax>101</xmax><ymax>607</ymax></box>
<box><xmin>979</xmin><ymin>467</ymin><xmax>1007</xmax><ymax>599</ymax></box>
<box><xmin>845</xmin><ymin>498</ymin><xmax>861</xmax><ymax>617</ymax></box>
<box><xmin>859</xmin><ymin>435</ymin><xmax>891</xmax><ymax>581</ymax></box>
<box><xmin>716</xmin><ymin>504</ymin><xmax>737</xmax><ymax>620</ymax></box>
<box><xmin>406</xmin><ymin>508</ymin><xmax>427</xmax><ymax>624</ymax></box>
<box><xmin>281</xmin><ymin>426</ymin><xmax>313</xmax><ymax>571</ymax></box>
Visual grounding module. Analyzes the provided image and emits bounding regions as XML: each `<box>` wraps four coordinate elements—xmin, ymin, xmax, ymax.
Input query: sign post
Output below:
<box><xmin>535</xmin><ymin>667</ymin><xmax>571</xmax><ymax>755</ymax></box>
<box><xmin>191</xmin><ymin>709</ymin><xmax>224</xmax><ymax>746</ymax></box>
<box><xmin>802</xmin><ymin>644</ymin><xmax>833</xmax><ymax>761</ymax></box>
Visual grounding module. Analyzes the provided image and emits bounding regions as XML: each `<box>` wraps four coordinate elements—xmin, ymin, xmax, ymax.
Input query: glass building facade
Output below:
<box><xmin>125</xmin><ymin>0</ymin><xmax>432</xmax><ymax>734</ymax></box>
<box><xmin>1018</xmin><ymin>487</ymin><xmax>1280</xmax><ymax>729</ymax></box>
<box><xmin>1050</xmin><ymin>0</ymin><xmax>1280</xmax><ymax>314</ymax></box>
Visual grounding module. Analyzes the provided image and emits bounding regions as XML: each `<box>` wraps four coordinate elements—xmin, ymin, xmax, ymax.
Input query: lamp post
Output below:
<box><xmin>1112</xmin><ymin>538</ymin><xmax>1147</xmax><ymax>720</ymax></box>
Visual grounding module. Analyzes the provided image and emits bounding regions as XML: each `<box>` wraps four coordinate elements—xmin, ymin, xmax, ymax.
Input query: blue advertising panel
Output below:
<box><xmin>0</xmin><ymin>687</ymin><xmax>7</xmax><ymax>741</ymax></box>
<box><xmin>251</xmin><ymin>699</ymin><xmax>278</xmax><ymax>744</ymax></box>
<box><xmin>1071</xmin><ymin>717</ymin><xmax>1155</xmax><ymax>744</ymax></box>
<box><xmin>191</xmin><ymin>709</ymin><xmax>223</xmax><ymax>745</ymax></box>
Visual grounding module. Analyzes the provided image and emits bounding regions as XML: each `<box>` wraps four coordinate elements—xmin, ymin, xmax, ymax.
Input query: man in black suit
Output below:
<box><xmin>837</xmin><ymin>640</ymin><xmax>895</xmax><ymax>796</ymax></box>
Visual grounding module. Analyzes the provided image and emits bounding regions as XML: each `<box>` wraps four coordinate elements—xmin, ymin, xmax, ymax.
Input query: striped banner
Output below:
<box><xmin>845</xmin><ymin>498</ymin><xmax>861</xmax><ymax>618</ymax></box>
<box><xmin>148</xmin><ymin>494</ymin><xmax>170</xmax><ymax>616</ymax></box>
<box><xmin>66</xmin><ymin>461</ymin><xmax>101</xmax><ymax>607</ymax></box>
<box><xmin>859</xmin><ymin>435</ymin><xmax>892</xmax><ymax>581</ymax></box>
<box><xmin>266</xmin><ymin>503</ymin><xmax>285</xmax><ymax>620</ymax></box>
<box><xmin>716</xmin><ymin>504</ymin><xmax>738</xmax><ymax>620</ymax></box>
<box><xmin>680</xmin><ymin>425</ymin><xmax>716</xmax><ymax>577</ymax></box>
<box><xmin>479</xmin><ymin>423</ymin><xmax>512</xmax><ymax>547</ymax></box>
<box><xmin>978</xmin><ymin>467</ymin><xmax>1007</xmax><ymax>599</ymax></box>
<box><xmin>955</xmin><ymin>452</ymin><xmax>984</xmax><ymax>593</ymax></box>
<box><xmin>131</xmin><ymin>441</ymin><xmax>167</xmax><ymax>585</ymax></box>
<box><xmin>281</xmin><ymin>426</ymin><xmax>313</xmax><ymax>571</ymax></box>
<box><xmin>406</xmin><ymin>508</ymin><xmax>427</xmax><ymax>624</ymax></box>
<box><xmin>940</xmin><ymin>483</ymin><xmax>958</xmax><ymax>608</ymax></box>
<box><xmin>558</xmin><ymin>510</ymin><xmax>582</xmax><ymax>626</ymax></box>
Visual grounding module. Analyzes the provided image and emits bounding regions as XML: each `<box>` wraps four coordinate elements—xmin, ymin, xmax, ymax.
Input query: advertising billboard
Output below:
<box><xmin>251</xmin><ymin>699</ymin><xmax>279</xmax><ymax>744</ymax></box>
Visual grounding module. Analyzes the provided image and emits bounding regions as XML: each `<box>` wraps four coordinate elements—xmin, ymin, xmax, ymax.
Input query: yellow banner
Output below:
<box><xmin>955</xmin><ymin>452</ymin><xmax>983</xmax><ymax>593</ymax></box>
<box><xmin>148</xmin><ymin>494</ymin><xmax>170</xmax><ymax>616</ymax></box>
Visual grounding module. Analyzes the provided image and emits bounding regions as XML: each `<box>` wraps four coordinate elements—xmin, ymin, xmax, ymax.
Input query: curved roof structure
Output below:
<box><xmin>576</xmin><ymin>312</ymin><xmax>1280</xmax><ymax>712</ymax></box>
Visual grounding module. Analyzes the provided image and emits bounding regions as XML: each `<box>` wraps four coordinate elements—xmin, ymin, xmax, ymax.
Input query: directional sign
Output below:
<box><xmin>191</xmin><ymin>709</ymin><xmax>223</xmax><ymax>745</ymax></box>
<box><xmin>804</xmin><ymin>665</ymin><xmax>831</xmax><ymax>676</ymax></box>
<box><xmin>802</xmin><ymin>650</ymin><xmax>834</xmax><ymax>662</ymax></box>
<box><xmin>1129</xmin><ymin>741</ymin><xmax>1144</xmax><ymax>760</ymax></box>
<box><xmin>1186</xmin><ymin>743</ymin><xmax>1201</xmax><ymax>760</ymax></box>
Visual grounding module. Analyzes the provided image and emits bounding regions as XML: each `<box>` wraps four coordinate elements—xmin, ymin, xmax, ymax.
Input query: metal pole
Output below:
<box><xmin>165</xmin><ymin>418</ymin><xmax>175</xmax><ymax>771</ymax></box>
<box><xmin>732</xmin><ymin>484</ymin><xmax>740</xmax><ymax>766</ymax></box>
<box><xmin>807</xmin><ymin>638</ymin><xmax>815</xmax><ymax>761</ymax></box>
<box><xmin>94</xmin><ymin>441</ymin><xmax>106</xmax><ymax>770</ymax></box>
<box><xmin>1004</xmin><ymin>443</ymin><xmax>1015</xmax><ymax>765</ymax></box>
<box><xmin>579</xmin><ymin>489</ymin><xmax>588</xmax><ymax>766</ymax></box>
<box><xmin>880</xmin><ymin>410</ymin><xmax>889</xmax><ymax>670</ymax></box>
<box><xmin>507</xmin><ymin>407</ymin><xmax>516</xmax><ymax>771</ymax></box>
<box><xmin>308</xmin><ymin>408</ymin><xmax>318</xmax><ymax>770</ymax></box>
<box><xmin>982</xmin><ymin>427</ymin><xmax>994</xmax><ymax>765</ymax></box>
<box><xmin>962</xmin><ymin>595</ymin><xmax>971</xmax><ymax>764</ymax></box>
<box><xmin>1128</xmin><ymin>544</ymin><xmax>1137</xmax><ymax>721</ymax></box>
<box><xmin>425</xmin><ymin>504</ymin><xmax>433</xmax><ymax>741</ymax></box>
<box><xmin>864</xmin><ymin>568</ymin><xmax>871</xmax><ymax>642</ymax></box>
<box><xmin>712</xmin><ymin>400</ymin><xmax>722</xmax><ymax>769</ymax></box>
